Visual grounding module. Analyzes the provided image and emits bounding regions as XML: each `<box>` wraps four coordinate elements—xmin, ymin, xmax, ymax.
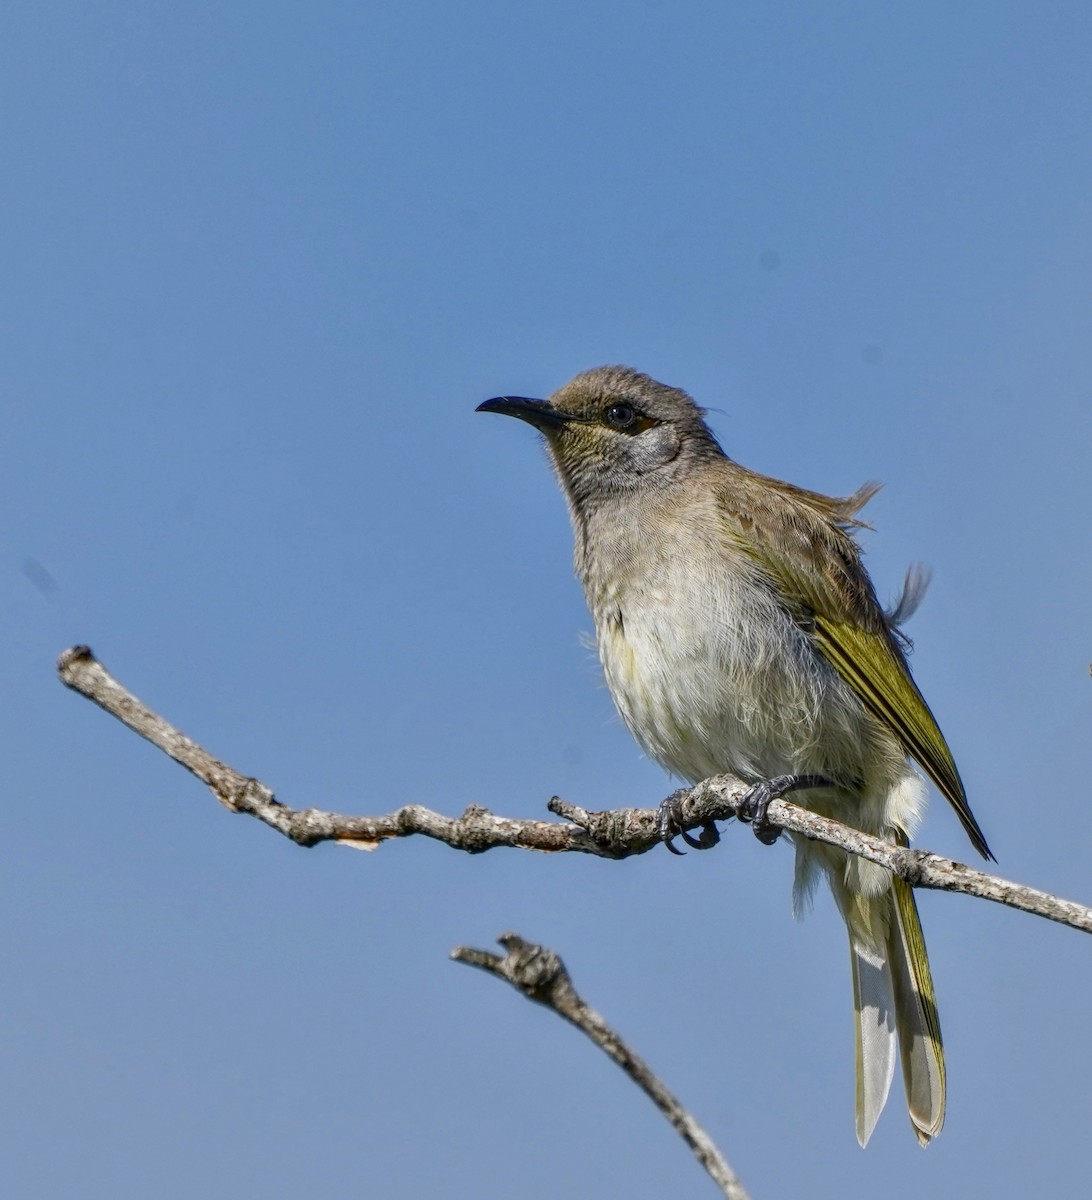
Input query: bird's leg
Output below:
<box><xmin>737</xmin><ymin>774</ymin><xmax>834</xmax><ymax>845</ymax></box>
<box><xmin>656</xmin><ymin>788</ymin><xmax>721</xmax><ymax>855</ymax></box>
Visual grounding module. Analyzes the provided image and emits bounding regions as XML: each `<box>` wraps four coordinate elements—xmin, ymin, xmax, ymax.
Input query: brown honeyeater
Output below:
<box><xmin>478</xmin><ymin>365</ymin><xmax>991</xmax><ymax>1146</ymax></box>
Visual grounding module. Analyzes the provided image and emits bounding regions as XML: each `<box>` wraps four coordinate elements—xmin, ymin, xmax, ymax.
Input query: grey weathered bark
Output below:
<box><xmin>54</xmin><ymin>643</ymin><xmax>1092</xmax><ymax>1196</ymax></box>
<box><xmin>453</xmin><ymin>933</ymin><xmax>750</xmax><ymax>1200</ymax></box>
<box><xmin>57</xmin><ymin>645</ymin><xmax>1092</xmax><ymax>934</ymax></box>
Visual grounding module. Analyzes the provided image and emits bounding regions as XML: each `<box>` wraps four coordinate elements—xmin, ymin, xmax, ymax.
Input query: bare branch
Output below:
<box><xmin>57</xmin><ymin>645</ymin><xmax>1092</xmax><ymax>934</ymax></box>
<box><xmin>453</xmin><ymin>933</ymin><xmax>749</xmax><ymax>1200</ymax></box>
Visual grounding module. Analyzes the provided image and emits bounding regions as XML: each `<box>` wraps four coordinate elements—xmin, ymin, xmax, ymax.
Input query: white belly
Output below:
<box><xmin>591</xmin><ymin>554</ymin><xmax>879</xmax><ymax>791</ymax></box>
<box><xmin>579</xmin><ymin>506</ymin><xmax>925</xmax><ymax>899</ymax></box>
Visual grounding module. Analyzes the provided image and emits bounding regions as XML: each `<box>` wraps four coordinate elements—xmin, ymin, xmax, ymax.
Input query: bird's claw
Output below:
<box><xmin>737</xmin><ymin>773</ymin><xmax>832</xmax><ymax>845</ymax></box>
<box><xmin>737</xmin><ymin>780</ymin><xmax>783</xmax><ymax>844</ymax></box>
<box><xmin>656</xmin><ymin>788</ymin><xmax>720</xmax><ymax>855</ymax></box>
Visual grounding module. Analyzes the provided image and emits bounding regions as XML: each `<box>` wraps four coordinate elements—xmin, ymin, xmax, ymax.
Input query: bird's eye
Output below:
<box><xmin>605</xmin><ymin>403</ymin><xmax>637</xmax><ymax>429</ymax></box>
<box><xmin>603</xmin><ymin>402</ymin><xmax>658</xmax><ymax>434</ymax></box>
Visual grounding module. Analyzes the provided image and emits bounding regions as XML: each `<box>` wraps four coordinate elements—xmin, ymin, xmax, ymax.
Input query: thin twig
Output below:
<box><xmin>452</xmin><ymin>933</ymin><xmax>749</xmax><ymax>1200</ymax></box>
<box><xmin>57</xmin><ymin>644</ymin><xmax>1092</xmax><ymax>934</ymax></box>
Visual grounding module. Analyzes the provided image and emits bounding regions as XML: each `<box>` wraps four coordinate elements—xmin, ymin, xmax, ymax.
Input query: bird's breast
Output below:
<box><xmin>583</xmin><ymin>521</ymin><xmax>872</xmax><ymax>787</ymax></box>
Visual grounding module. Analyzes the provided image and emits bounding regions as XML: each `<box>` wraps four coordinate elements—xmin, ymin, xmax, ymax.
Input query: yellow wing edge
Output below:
<box><xmin>817</xmin><ymin>617</ymin><xmax>993</xmax><ymax>860</ymax></box>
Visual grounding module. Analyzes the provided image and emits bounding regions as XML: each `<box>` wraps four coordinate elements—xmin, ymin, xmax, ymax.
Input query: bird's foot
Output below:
<box><xmin>656</xmin><ymin>788</ymin><xmax>721</xmax><ymax>856</ymax></box>
<box><xmin>737</xmin><ymin>774</ymin><xmax>833</xmax><ymax>845</ymax></box>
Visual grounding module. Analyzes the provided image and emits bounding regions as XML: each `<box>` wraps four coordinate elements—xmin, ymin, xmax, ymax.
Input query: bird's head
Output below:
<box><xmin>477</xmin><ymin>365</ymin><xmax>723</xmax><ymax>507</ymax></box>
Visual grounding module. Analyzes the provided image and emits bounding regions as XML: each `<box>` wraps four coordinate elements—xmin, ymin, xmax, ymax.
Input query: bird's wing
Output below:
<box><xmin>716</xmin><ymin>470</ymin><xmax>993</xmax><ymax>860</ymax></box>
<box><xmin>814</xmin><ymin>614</ymin><xmax>992</xmax><ymax>859</ymax></box>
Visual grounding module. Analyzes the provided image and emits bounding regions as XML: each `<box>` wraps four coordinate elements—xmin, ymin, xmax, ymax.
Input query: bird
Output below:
<box><xmin>477</xmin><ymin>365</ymin><xmax>992</xmax><ymax>1147</ymax></box>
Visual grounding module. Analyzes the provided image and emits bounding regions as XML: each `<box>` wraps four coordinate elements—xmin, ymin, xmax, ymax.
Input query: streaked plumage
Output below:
<box><xmin>478</xmin><ymin>365</ymin><xmax>991</xmax><ymax>1145</ymax></box>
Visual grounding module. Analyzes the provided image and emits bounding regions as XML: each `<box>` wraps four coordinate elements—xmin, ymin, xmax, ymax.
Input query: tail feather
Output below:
<box><xmin>837</xmin><ymin>878</ymin><xmax>946</xmax><ymax>1146</ymax></box>
<box><xmin>849</xmin><ymin>933</ymin><xmax>897</xmax><ymax>1147</ymax></box>
<box><xmin>889</xmin><ymin>875</ymin><xmax>945</xmax><ymax>1144</ymax></box>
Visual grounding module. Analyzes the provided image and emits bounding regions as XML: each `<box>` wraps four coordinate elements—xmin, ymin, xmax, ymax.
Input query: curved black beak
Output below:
<box><xmin>476</xmin><ymin>396</ymin><xmax>573</xmax><ymax>431</ymax></box>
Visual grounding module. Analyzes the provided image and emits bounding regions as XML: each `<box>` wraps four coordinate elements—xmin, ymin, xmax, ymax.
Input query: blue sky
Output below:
<box><xmin>3</xmin><ymin>3</ymin><xmax>1091</xmax><ymax>1196</ymax></box>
